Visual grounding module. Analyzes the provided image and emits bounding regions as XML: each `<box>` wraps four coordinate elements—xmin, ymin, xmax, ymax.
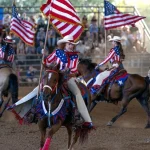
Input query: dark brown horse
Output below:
<box><xmin>77</xmin><ymin>59</ymin><xmax>150</xmax><ymax>128</ymax></box>
<box><xmin>0</xmin><ymin>66</ymin><xmax>18</xmax><ymax>117</ymax></box>
<box><xmin>38</xmin><ymin>68</ymin><xmax>92</xmax><ymax>150</ymax></box>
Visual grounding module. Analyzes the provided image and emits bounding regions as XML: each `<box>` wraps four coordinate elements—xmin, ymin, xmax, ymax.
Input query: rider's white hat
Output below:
<box><xmin>109</xmin><ymin>36</ymin><xmax>121</xmax><ymax>42</ymax></box>
<box><xmin>57</xmin><ymin>35</ymin><xmax>79</xmax><ymax>45</ymax></box>
<box><xmin>3</xmin><ymin>36</ymin><xmax>15</xmax><ymax>44</ymax></box>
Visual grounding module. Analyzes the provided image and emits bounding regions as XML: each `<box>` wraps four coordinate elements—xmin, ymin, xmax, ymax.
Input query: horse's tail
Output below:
<box><xmin>75</xmin><ymin>126</ymin><xmax>95</xmax><ymax>143</ymax></box>
<box><xmin>135</xmin><ymin>77</ymin><xmax>149</xmax><ymax>102</ymax></box>
<box><xmin>9</xmin><ymin>73</ymin><xmax>18</xmax><ymax>104</ymax></box>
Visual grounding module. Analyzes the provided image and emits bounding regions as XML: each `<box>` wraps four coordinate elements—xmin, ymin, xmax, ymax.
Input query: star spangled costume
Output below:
<box><xmin>44</xmin><ymin>49</ymin><xmax>79</xmax><ymax>74</ymax></box>
<box><xmin>0</xmin><ymin>36</ymin><xmax>15</xmax><ymax>67</ymax></box>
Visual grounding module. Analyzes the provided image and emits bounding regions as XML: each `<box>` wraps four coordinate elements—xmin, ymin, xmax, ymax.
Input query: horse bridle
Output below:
<box><xmin>43</xmin><ymin>70</ymin><xmax>59</xmax><ymax>94</ymax></box>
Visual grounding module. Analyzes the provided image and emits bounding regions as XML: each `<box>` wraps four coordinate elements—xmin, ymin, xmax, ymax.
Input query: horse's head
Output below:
<box><xmin>78</xmin><ymin>58</ymin><xmax>97</xmax><ymax>76</ymax></box>
<box><xmin>43</xmin><ymin>66</ymin><xmax>60</xmax><ymax>100</ymax></box>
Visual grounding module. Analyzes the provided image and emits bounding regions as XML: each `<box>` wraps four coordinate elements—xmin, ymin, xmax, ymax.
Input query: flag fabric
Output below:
<box><xmin>50</xmin><ymin>18</ymin><xmax>83</xmax><ymax>41</ymax></box>
<box><xmin>40</xmin><ymin>0</ymin><xmax>83</xmax><ymax>41</ymax></box>
<box><xmin>40</xmin><ymin>0</ymin><xmax>52</xmax><ymax>17</ymax></box>
<box><xmin>40</xmin><ymin>0</ymin><xmax>81</xmax><ymax>25</ymax></box>
<box><xmin>10</xmin><ymin>4</ymin><xmax>35</xmax><ymax>46</ymax></box>
<box><xmin>104</xmin><ymin>0</ymin><xmax>146</xmax><ymax>30</ymax></box>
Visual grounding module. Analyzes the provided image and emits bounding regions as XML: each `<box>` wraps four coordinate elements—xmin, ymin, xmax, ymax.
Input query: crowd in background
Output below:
<box><xmin>0</xmin><ymin>13</ymin><xmax>148</xmax><ymax>84</ymax></box>
<box><xmin>0</xmin><ymin>13</ymin><xmax>147</xmax><ymax>56</ymax></box>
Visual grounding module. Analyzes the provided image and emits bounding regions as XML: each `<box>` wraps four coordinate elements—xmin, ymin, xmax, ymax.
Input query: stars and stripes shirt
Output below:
<box><xmin>99</xmin><ymin>46</ymin><xmax>120</xmax><ymax>66</ymax></box>
<box><xmin>0</xmin><ymin>45</ymin><xmax>15</xmax><ymax>62</ymax></box>
<box><xmin>44</xmin><ymin>49</ymin><xmax>79</xmax><ymax>74</ymax></box>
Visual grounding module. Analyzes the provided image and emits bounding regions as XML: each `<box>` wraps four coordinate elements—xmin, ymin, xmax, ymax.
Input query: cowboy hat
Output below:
<box><xmin>3</xmin><ymin>36</ymin><xmax>15</xmax><ymax>44</ymax></box>
<box><xmin>57</xmin><ymin>35</ymin><xmax>79</xmax><ymax>45</ymax></box>
<box><xmin>109</xmin><ymin>36</ymin><xmax>121</xmax><ymax>42</ymax></box>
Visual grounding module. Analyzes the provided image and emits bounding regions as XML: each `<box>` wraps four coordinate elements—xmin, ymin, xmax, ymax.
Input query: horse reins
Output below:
<box><xmin>43</xmin><ymin>70</ymin><xmax>59</xmax><ymax>94</ymax></box>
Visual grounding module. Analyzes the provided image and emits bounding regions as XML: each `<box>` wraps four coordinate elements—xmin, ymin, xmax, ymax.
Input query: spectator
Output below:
<box><xmin>26</xmin><ymin>45</ymin><xmax>35</xmax><ymax>54</ymax></box>
<box><xmin>37</xmin><ymin>15</ymin><xmax>45</xmax><ymax>29</ymax></box>
<box><xmin>36</xmin><ymin>40</ymin><xmax>48</xmax><ymax>54</ymax></box>
<box><xmin>89</xmin><ymin>16</ymin><xmax>98</xmax><ymax>45</ymax></box>
<box><xmin>36</xmin><ymin>27</ymin><xmax>45</xmax><ymax>43</ymax></box>
<box><xmin>26</xmin><ymin>66</ymin><xmax>38</xmax><ymax>83</ymax></box>
<box><xmin>47</xmin><ymin>26</ymin><xmax>56</xmax><ymax>52</ymax></box>
<box><xmin>76</xmin><ymin>40</ymin><xmax>87</xmax><ymax>58</ymax></box>
<box><xmin>17</xmin><ymin>40</ymin><xmax>25</xmax><ymax>54</ymax></box>
<box><xmin>81</xmin><ymin>15</ymin><xmax>89</xmax><ymax>42</ymax></box>
<box><xmin>2</xmin><ymin>14</ymin><xmax>11</xmax><ymax>26</ymax></box>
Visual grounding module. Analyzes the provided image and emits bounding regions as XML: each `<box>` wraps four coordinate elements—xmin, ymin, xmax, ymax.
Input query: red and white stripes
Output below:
<box><xmin>10</xmin><ymin>18</ymin><xmax>35</xmax><ymax>46</ymax></box>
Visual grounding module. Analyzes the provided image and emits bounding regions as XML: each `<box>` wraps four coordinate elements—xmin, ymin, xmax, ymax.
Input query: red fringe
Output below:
<box><xmin>11</xmin><ymin>109</ymin><xmax>23</xmax><ymax>125</ymax></box>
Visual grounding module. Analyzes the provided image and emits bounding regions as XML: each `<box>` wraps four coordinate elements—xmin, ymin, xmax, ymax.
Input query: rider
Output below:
<box><xmin>0</xmin><ymin>36</ymin><xmax>15</xmax><ymax>67</ymax></box>
<box><xmin>91</xmin><ymin>36</ymin><xmax>125</xmax><ymax>99</ymax></box>
<box><xmin>43</xmin><ymin>35</ymin><xmax>93</xmax><ymax>128</ymax></box>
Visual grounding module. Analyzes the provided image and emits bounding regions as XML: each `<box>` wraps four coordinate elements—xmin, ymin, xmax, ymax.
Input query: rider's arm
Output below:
<box><xmin>43</xmin><ymin>51</ymin><xmax>56</xmax><ymax>67</ymax></box>
<box><xmin>99</xmin><ymin>49</ymin><xmax>115</xmax><ymax>66</ymax></box>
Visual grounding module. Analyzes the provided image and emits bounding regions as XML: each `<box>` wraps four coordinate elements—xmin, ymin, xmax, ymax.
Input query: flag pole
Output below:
<box><xmin>105</xmin><ymin>29</ymin><xmax>107</xmax><ymax>57</ymax></box>
<box><xmin>37</xmin><ymin>16</ymin><xmax>50</xmax><ymax>98</ymax></box>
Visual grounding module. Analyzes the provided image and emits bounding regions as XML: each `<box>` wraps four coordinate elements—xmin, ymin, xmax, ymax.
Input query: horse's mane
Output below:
<box><xmin>79</xmin><ymin>58</ymin><xmax>97</xmax><ymax>72</ymax></box>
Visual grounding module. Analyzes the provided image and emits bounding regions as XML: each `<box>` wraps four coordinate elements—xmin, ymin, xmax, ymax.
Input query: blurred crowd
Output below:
<box><xmin>0</xmin><ymin>14</ymin><xmax>147</xmax><ymax>56</ymax></box>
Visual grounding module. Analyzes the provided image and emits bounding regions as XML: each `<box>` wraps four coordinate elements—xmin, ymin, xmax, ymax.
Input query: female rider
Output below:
<box><xmin>43</xmin><ymin>35</ymin><xmax>93</xmax><ymax>129</ymax></box>
<box><xmin>91</xmin><ymin>36</ymin><xmax>125</xmax><ymax>99</ymax></box>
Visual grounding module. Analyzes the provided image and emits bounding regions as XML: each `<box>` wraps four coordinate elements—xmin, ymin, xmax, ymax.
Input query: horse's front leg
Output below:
<box><xmin>107</xmin><ymin>97</ymin><xmax>130</xmax><ymax>126</ymax></box>
<box><xmin>38</xmin><ymin>119</ymin><xmax>47</xmax><ymax>150</ymax></box>
<box><xmin>42</xmin><ymin>120</ymin><xmax>62</xmax><ymax>150</ymax></box>
<box><xmin>66</xmin><ymin>125</ymin><xmax>72</xmax><ymax>149</ymax></box>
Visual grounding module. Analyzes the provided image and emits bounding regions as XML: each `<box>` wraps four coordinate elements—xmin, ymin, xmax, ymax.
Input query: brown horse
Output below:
<box><xmin>38</xmin><ymin>68</ymin><xmax>92</xmax><ymax>150</ymax></box>
<box><xmin>0</xmin><ymin>66</ymin><xmax>18</xmax><ymax>117</ymax></box>
<box><xmin>77</xmin><ymin>59</ymin><xmax>150</xmax><ymax>128</ymax></box>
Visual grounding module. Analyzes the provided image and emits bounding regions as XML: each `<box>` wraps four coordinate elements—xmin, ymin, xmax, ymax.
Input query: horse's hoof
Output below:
<box><xmin>107</xmin><ymin>121</ymin><xmax>113</xmax><ymax>126</ymax></box>
<box><xmin>145</xmin><ymin>124</ymin><xmax>150</xmax><ymax>129</ymax></box>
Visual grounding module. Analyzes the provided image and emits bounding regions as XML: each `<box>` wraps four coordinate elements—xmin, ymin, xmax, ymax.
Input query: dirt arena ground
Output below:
<box><xmin>0</xmin><ymin>87</ymin><xmax>150</xmax><ymax>150</ymax></box>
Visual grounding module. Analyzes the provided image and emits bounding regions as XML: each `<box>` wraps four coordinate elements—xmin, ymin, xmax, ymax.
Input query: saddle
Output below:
<box><xmin>97</xmin><ymin>69</ymin><xmax>128</xmax><ymax>104</ymax></box>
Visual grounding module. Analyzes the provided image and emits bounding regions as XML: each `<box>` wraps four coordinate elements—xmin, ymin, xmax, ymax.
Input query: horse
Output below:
<box><xmin>77</xmin><ymin>58</ymin><xmax>150</xmax><ymax>128</ymax></box>
<box><xmin>0</xmin><ymin>66</ymin><xmax>18</xmax><ymax>117</ymax></box>
<box><xmin>38</xmin><ymin>67</ymin><xmax>92</xmax><ymax>150</ymax></box>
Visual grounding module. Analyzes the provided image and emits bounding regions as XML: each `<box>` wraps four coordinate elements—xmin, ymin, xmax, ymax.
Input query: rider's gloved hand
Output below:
<box><xmin>95</xmin><ymin>64</ymin><xmax>101</xmax><ymax>71</ymax></box>
<box><xmin>41</xmin><ymin>49</ymin><xmax>45</xmax><ymax>55</ymax></box>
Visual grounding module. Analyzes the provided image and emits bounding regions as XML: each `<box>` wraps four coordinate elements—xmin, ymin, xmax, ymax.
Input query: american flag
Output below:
<box><xmin>104</xmin><ymin>0</ymin><xmax>146</xmax><ymax>30</ymax></box>
<box><xmin>99</xmin><ymin>46</ymin><xmax>120</xmax><ymax>66</ymax></box>
<box><xmin>50</xmin><ymin>18</ymin><xmax>83</xmax><ymax>41</ymax></box>
<box><xmin>0</xmin><ymin>45</ymin><xmax>14</xmax><ymax>62</ymax></box>
<box><xmin>40</xmin><ymin>0</ymin><xmax>83</xmax><ymax>41</ymax></box>
<box><xmin>10</xmin><ymin>4</ymin><xmax>35</xmax><ymax>46</ymax></box>
<box><xmin>40</xmin><ymin>0</ymin><xmax>81</xmax><ymax>25</ymax></box>
<box><xmin>44</xmin><ymin>49</ymin><xmax>79</xmax><ymax>73</ymax></box>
